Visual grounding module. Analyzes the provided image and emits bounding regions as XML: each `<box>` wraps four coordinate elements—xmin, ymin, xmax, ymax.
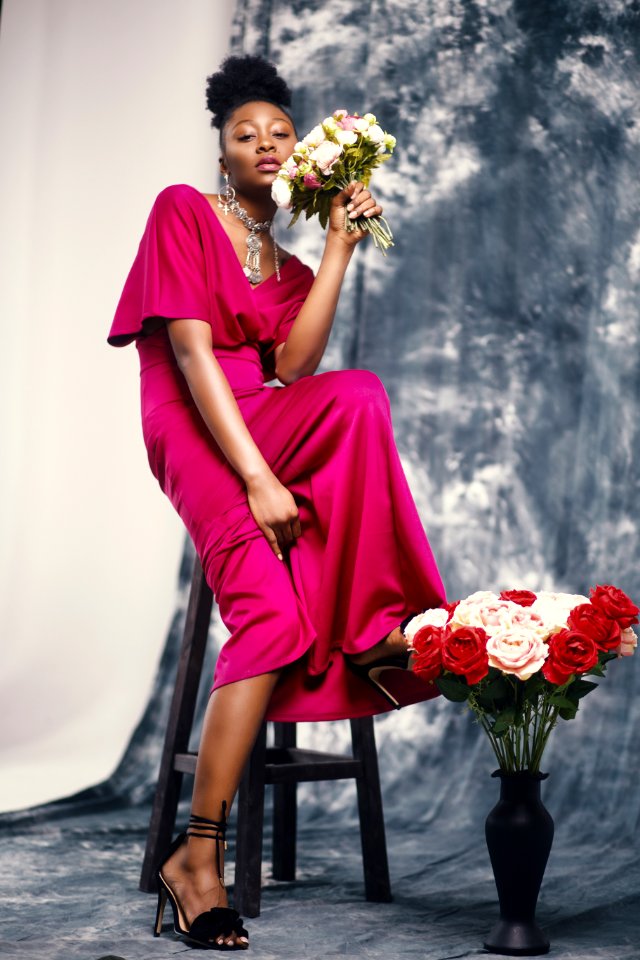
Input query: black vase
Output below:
<box><xmin>484</xmin><ymin>770</ymin><xmax>554</xmax><ymax>956</ymax></box>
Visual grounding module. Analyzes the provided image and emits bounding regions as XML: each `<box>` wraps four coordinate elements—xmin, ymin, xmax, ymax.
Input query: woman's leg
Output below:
<box><xmin>161</xmin><ymin>669</ymin><xmax>280</xmax><ymax>946</ymax></box>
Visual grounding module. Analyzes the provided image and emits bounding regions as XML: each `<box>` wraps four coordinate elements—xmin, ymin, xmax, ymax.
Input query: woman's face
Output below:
<box><xmin>220</xmin><ymin>100</ymin><xmax>296</xmax><ymax>195</ymax></box>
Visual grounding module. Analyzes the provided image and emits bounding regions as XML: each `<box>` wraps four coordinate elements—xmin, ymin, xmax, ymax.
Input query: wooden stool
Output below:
<box><xmin>139</xmin><ymin>555</ymin><xmax>392</xmax><ymax>918</ymax></box>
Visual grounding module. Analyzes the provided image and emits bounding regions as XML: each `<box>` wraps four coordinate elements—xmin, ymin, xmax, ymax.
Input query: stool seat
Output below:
<box><xmin>140</xmin><ymin>554</ymin><xmax>392</xmax><ymax>917</ymax></box>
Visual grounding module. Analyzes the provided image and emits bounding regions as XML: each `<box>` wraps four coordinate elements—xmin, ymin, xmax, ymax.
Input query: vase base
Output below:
<box><xmin>484</xmin><ymin>920</ymin><xmax>550</xmax><ymax>956</ymax></box>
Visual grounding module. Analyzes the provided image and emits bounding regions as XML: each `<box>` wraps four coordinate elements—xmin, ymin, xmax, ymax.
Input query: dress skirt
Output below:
<box><xmin>138</xmin><ymin>328</ymin><xmax>446</xmax><ymax>721</ymax></box>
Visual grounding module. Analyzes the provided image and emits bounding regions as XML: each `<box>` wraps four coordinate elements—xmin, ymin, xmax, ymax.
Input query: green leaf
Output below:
<box><xmin>548</xmin><ymin>694</ymin><xmax>577</xmax><ymax>710</ymax></box>
<box><xmin>570</xmin><ymin>679</ymin><xmax>599</xmax><ymax>699</ymax></box>
<box><xmin>492</xmin><ymin>708</ymin><xmax>516</xmax><ymax>734</ymax></box>
<box><xmin>482</xmin><ymin>676</ymin><xmax>511</xmax><ymax>700</ymax></box>
<box><xmin>585</xmin><ymin>663</ymin><xmax>606</xmax><ymax>677</ymax></box>
<box><xmin>559</xmin><ymin>703</ymin><xmax>579</xmax><ymax>720</ymax></box>
<box><xmin>436</xmin><ymin>675</ymin><xmax>470</xmax><ymax>702</ymax></box>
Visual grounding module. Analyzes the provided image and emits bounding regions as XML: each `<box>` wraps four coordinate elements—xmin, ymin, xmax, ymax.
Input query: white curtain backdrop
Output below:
<box><xmin>0</xmin><ymin>0</ymin><xmax>234</xmax><ymax>812</ymax></box>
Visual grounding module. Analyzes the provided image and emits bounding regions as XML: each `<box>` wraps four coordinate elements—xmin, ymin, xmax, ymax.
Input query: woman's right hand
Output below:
<box><xmin>246</xmin><ymin>471</ymin><xmax>302</xmax><ymax>560</ymax></box>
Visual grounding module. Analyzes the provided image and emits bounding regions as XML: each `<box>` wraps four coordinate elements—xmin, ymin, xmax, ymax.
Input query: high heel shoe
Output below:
<box><xmin>153</xmin><ymin>801</ymin><xmax>249</xmax><ymax>950</ymax></box>
<box><xmin>345</xmin><ymin>611</ymin><xmax>423</xmax><ymax>710</ymax></box>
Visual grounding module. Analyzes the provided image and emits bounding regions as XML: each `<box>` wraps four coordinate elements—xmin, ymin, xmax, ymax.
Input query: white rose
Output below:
<box><xmin>383</xmin><ymin>133</ymin><xmax>396</xmax><ymax>151</ymax></box>
<box><xmin>271</xmin><ymin>176</ymin><xmax>293</xmax><ymax>209</ymax></box>
<box><xmin>334</xmin><ymin>129</ymin><xmax>358</xmax><ymax>146</ymax></box>
<box><xmin>486</xmin><ymin>629</ymin><xmax>549</xmax><ymax>681</ymax></box>
<box><xmin>309</xmin><ymin>140</ymin><xmax>343</xmax><ymax>174</ymax></box>
<box><xmin>403</xmin><ymin>607</ymin><xmax>449</xmax><ymax>643</ymax></box>
<box><xmin>617</xmin><ymin>627</ymin><xmax>637</xmax><ymax>657</ymax></box>
<box><xmin>303</xmin><ymin>124</ymin><xmax>326</xmax><ymax>148</ymax></box>
<box><xmin>322</xmin><ymin>116</ymin><xmax>338</xmax><ymax>134</ymax></box>
<box><xmin>353</xmin><ymin>117</ymin><xmax>369</xmax><ymax>133</ymax></box>
<box><xmin>366</xmin><ymin>123</ymin><xmax>385</xmax><ymax>144</ymax></box>
<box><xmin>363</xmin><ymin>112</ymin><xmax>377</xmax><ymax>124</ymax></box>
<box><xmin>531</xmin><ymin>592</ymin><xmax>589</xmax><ymax>636</ymax></box>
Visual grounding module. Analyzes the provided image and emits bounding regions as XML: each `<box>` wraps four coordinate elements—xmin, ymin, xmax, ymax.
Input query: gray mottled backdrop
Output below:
<box><xmin>2</xmin><ymin>3</ymin><xmax>640</xmax><ymax>958</ymax></box>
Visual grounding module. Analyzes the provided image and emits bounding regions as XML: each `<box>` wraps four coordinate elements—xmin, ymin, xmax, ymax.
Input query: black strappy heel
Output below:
<box><xmin>345</xmin><ymin>611</ymin><xmax>421</xmax><ymax>709</ymax></box>
<box><xmin>154</xmin><ymin>801</ymin><xmax>249</xmax><ymax>950</ymax></box>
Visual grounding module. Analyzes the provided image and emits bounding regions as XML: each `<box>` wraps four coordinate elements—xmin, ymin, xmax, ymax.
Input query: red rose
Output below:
<box><xmin>441</xmin><ymin>625</ymin><xmax>489</xmax><ymax>685</ymax></box>
<box><xmin>542</xmin><ymin>628</ymin><xmax>598</xmax><ymax>685</ymax></box>
<box><xmin>568</xmin><ymin>603</ymin><xmax>621</xmax><ymax>652</ymax></box>
<box><xmin>411</xmin><ymin>625</ymin><xmax>445</xmax><ymax>682</ymax></box>
<box><xmin>499</xmin><ymin>589</ymin><xmax>537</xmax><ymax>607</ymax></box>
<box><xmin>441</xmin><ymin>599</ymin><xmax>460</xmax><ymax>618</ymax></box>
<box><xmin>589</xmin><ymin>584</ymin><xmax>639</xmax><ymax>630</ymax></box>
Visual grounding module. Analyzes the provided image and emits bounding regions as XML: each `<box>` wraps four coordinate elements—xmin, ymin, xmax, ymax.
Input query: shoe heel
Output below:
<box><xmin>154</xmin><ymin>884</ymin><xmax>168</xmax><ymax>937</ymax></box>
<box><xmin>367</xmin><ymin>666</ymin><xmax>402</xmax><ymax>710</ymax></box>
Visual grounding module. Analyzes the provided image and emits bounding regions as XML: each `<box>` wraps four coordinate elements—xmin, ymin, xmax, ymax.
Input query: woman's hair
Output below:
<box><xmin>205</xmin><ymin>54</ymin><xmax>294</xmax><ymax>138</ymax></box>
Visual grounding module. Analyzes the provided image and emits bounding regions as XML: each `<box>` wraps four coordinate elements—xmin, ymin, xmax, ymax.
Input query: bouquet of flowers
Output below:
<box><xmin>408</xmin><ymin>585</ymin><xmax>638</xmax><ymax>773</ymax></box>
<box><xmin>271</xmin><ymin>109</ymin><xmax>396</xmax><ymax>253</ymax></box>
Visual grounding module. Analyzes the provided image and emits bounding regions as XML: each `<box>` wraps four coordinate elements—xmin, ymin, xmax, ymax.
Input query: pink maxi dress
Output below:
<box><xmin>108</xmin><ymin>183</ymin><xmax>446</xmax><ymax>721</ymax></box>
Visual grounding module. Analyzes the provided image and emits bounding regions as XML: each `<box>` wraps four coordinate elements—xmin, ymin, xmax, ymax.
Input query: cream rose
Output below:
<box><xmin>486</xmin><ymin>629</ymin><xmax>549</xmax><ymax>680</ymax></box>
<box><xmin>366</xmin><ymin>123</ymin><xmax>385</xmax><ymax>144</ymax></box>
<box><xmin>448</xmin><ymin>592</ymin><xmax>501</xmax><ymax>630</ymax></box>
<box><xmin>309</xmin><ymin>140</ymin><xmax>343</xmax><ymax>174</ymax></box>
<box><xmin>334</xmin><ymin>128</ymin><xmax>358</xmax><ymax>146</ymax></box>
<box><xmin>403</xmin><ymin>607</ymin><xmax>449</xmax><ymax>644</ymax></box>
<box><xmin>303</xmin><ymin>124</ymin><xmax>326</xmax><ymax>147</ymax></box>
<box><xmin>271</xmin><ymin>176</ymin><xmax>293</xmax><ymax>209</ymax></box>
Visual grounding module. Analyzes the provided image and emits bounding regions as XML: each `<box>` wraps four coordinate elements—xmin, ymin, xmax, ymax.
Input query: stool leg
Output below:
<box><xmin>272</xmin><ymin>722</ymin><xmax>297</xmax><ymax>881</ymax></box>
<box><xmin>139</xmin><ymin>556</ymin><xmax>213</xmax><ymax>893</ymax></box>
<box><xmin>234</xmin><ymin>722</ymin><xmax>267</xmax><ymax>918</ymax></box>
<box><xmin>350</xmin><ymin>717</ymin><xmax>392</xmax><ymax>902</ymax></box>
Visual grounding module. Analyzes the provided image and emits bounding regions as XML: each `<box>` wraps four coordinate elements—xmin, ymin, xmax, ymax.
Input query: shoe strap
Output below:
<box><xmin>185</xmin><ymin>801</ymin><xmax>228</xmax><ymax>883</ymax></box>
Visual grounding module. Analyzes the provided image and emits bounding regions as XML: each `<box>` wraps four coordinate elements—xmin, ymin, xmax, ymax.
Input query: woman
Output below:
<box><xmin>108</xmin><ymin>55</ymin><xmax>445</xmax><ymax>951</ymax></box>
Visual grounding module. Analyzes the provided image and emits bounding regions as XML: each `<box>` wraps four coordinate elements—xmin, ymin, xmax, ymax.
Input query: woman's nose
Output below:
<box><xmin>257</xmin><ymin>132</ymin><xmax>275</xmax><ymax>151</ymax></box>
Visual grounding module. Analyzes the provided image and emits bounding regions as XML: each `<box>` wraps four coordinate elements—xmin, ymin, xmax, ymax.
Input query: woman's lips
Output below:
<box><xmin>256</xmin><ymin>157</ymin><xmax>280</xmax><ymax>171</ymax></box>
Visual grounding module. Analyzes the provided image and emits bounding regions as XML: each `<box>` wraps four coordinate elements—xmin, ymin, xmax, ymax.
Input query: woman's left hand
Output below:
<box><xmin>327</xmin><ymin>180</ymin><xmax>383</xmax><ymax>246</ymax></box>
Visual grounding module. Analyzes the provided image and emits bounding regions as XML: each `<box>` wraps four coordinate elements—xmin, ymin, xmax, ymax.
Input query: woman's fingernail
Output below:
<box><xmin>347</xmin><ymin>203</ymin><xmax>354</xmax><ymax>211</ymax></box>
<box><xmin>277</xmin><ymin>553</ymin><xmax>283</xmax><ymax>560</ymax></box>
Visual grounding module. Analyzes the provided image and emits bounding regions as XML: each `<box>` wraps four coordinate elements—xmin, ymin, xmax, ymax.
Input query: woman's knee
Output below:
<box><xmin>323</xmin><ymin>369</ymin><xmax>391</xmax><ymax>417</ymax></box>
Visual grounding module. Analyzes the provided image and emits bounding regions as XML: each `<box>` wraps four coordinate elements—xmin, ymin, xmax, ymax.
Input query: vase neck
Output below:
<box><xmin>495</xmin><ymin>772</ymin><xmax>547</xmax><ymax>802</ymax></box>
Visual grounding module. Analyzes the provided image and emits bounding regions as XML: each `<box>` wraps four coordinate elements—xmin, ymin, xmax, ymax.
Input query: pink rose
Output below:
<box><xmin>337</xmin><ymin>114</ymin><xmax>360</xmax><ymax>131</ymax></box>
<box><xmin>303</xmin><ymin>171</ymin><xmax>323</xmax><ymax>189</ymax></box>
<box><xmin>617</xmin><ymin>627</ymin><xmax>637</xmax><ymax>657</ymax></box>
<box><xmin>486</xmin><ymin>629</ymin><xmax>548</xmax><ymax>681</ymax></box>
<box><xmin>309</xmin><ymin>140</ymin><xmax>343</xmax><ymax>174</ymax></box>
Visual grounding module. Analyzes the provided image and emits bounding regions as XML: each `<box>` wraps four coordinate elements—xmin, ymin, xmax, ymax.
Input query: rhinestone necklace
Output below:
<box><xmin>218</xmin><ymin>193</ymin><xmax>280</xmax><ymax>285</ymax></box>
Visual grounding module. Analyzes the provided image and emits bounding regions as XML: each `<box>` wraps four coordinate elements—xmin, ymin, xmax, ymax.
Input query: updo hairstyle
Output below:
<box><xmin>205</xmin><ymin>54</ymin><xmax>295</xmax><ymax>143</ymax></box>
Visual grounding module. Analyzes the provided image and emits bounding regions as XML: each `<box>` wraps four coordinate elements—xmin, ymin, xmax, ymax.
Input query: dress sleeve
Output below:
<box><xmin>107</xmin><ymin>184</ymin><xmax>210</xmax><ymax>347</ymax></box>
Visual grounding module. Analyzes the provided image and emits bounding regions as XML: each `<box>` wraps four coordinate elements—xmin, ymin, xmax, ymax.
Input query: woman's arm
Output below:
<box><xmin>274</xmin><ymin>181</ymin><xmax>382</xmax><ymax>385</ymax></box>
<box><xmin>166</xmin><ymin>318</ymin><xmax>301</xmax><ymax>560</ymax></box>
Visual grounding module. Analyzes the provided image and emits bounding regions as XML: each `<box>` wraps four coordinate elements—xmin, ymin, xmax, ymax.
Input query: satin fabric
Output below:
<box><xmin>108</xmin><ymin>183</ymin><xmax>446</xmax><ymax>720</ymax></box>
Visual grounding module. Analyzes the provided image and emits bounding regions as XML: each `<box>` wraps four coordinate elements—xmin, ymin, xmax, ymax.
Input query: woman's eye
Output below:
<box><xmin>274</xmin><ymin>132</ymin><xmax>290</xmax><ymax>138</ymax></box>
<box><xmin>238</xmin><ymin>134</ymin><xmax>254</xmax><ymax>141</ymax></box>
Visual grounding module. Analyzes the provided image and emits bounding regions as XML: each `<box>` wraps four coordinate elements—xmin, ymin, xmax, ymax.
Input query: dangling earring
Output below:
<box><xmin>217</xmin><ymin>172</ymin><xmax>236</xmax><ymax>215</ymax></box>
